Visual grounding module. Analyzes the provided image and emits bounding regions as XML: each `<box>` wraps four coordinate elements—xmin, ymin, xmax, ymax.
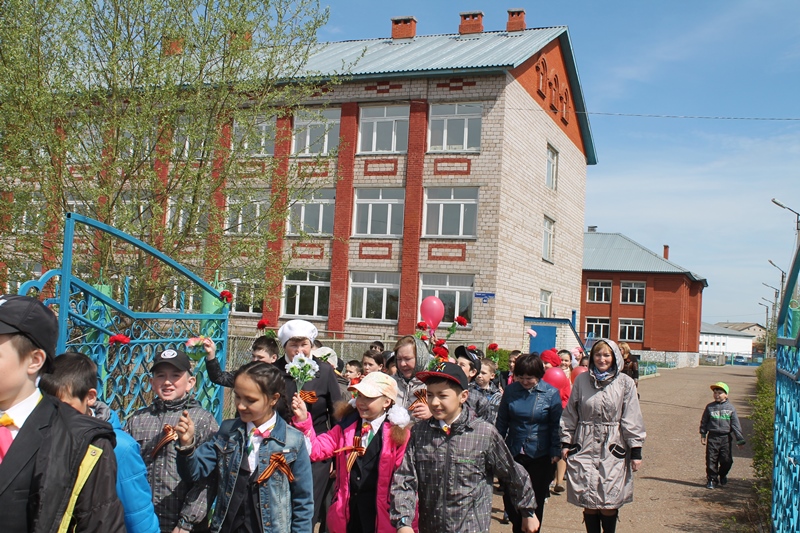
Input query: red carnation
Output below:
<box><xmin>454</xmin><ymin>315</ymin><xmax>468</xmax><ymax>327</ymax></box>
<box><xmin>432</xmin><ymin>346</ymin><xmax>449</xmax><ymax>358</ymax></box>
<box><xmin>421</xmin><ymin>334</ymin><xmax>429</xmax><ymax>341</ymax></box>
<box><xmin>468</xmin><ymin>345</ymin><xmax>477</xmax><ymax>351</ymax></box>
<box><xmin>219</xmin><ymin>290</ymin><xmax>233</xmax><ymax>303</ymax></box>
<box><xmin>435</xmin><ymin>338</ymin><xmax>447</xmax><ymax>347</ymax></box>
<box><xmin>257</xmin><ymin>318</ymin><xmax>270</xmax><ymax>330</ymax></box>
<box><xmin>487</xmin><ymin>343</ymin><xmax>499</xmax><ymax>351</ymax></box>
<box><xmin>109</xmin><ymin>334</ymin><xmax>130</xmax><ymax>345</ymax></box>
<box><xmin>416</xmin><ymin>321</ymin><xmax>428</xmax><ymax>330</ymax></box>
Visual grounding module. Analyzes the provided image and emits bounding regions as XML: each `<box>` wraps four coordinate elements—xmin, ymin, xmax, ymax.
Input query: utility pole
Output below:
<box><xmin>759</xmin><ymin>302</ymin><xmax>770</xmax><ymax>357</ymax></box>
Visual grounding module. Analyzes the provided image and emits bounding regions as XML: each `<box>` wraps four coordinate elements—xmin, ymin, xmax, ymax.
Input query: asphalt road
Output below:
<box><xmin>490</xmin><ymin>364</ymin><xmax>759</xmax><ymax>533</ymax></box>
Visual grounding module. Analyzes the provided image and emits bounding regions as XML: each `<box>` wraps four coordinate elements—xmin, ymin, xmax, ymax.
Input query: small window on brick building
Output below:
<box><xmin>429</xmin><ymin>103</ymin><xmax>481</xmax><ymax>152</ymax></box>
<box><xmin>587</xmin><ymin>280</ymin><xmax>612</xmax><ymax>303</ymax></box>
<box><xmin>233</xmin><ymin>115</ymin><xmax>276</xmax><ymax>157</ymax></box>
<box><xmin>283</xmin><ymin>270</ymin><xmax>331</xmax><ymax>318</ymax></box>
<box><xmin>546</xmin><ymin>144</ymin><xmax>558</xmax><ymax>190</ymax></box>
<box><xmin>619</xmin><ymin>319</ymin><xmax>644</xmax><ymax>342</ymax></box>
<box><xmin>539</xmin><ymin>290</ymin><xmax>552</xmax><ymax>318</ymax></box>
<box><xmin>288</xmin><ymin>188</ymin><xmax>335</xmax><ymax>236</ymax></box>
<box><xmin>349</xmin><ymin>271</ymin><xmax>400</xmax><ymax>322</ymax></box>
<box><xmin>620</xmin><ymin>281</ymin><xmax>646</xmax><ymax>304</ymax></box>
<box><xmin>354</xmin><ymin>188</ymin><xmax>405</xmax><ymax>236</ymax></box>
<box><xmin>424</xmin><ymin>187</ymin><xmax>478</xmax><ymax>237</ymax></box>
<box><xmin>542</xmin><ymin>216</ymin><xmax>555</xmax><ymax>262</ymax></box>
<box><xmin>586</xmin><ymin>317</ymin><xmax>610</xmax><ymax>339</ymax></box>
<box><xmin>359</xmin><ymin>105</ymin><xmax>409</xmax><ymax>153</ymax></box>
<box><xmin>292</xmin><ymin>108</ymin><xmax>340</xmax><ymax>156</ymax></box>
<box><xmin>420</xmin><ymin>273</ymin><xmax>474</xmax><ymax>324</ymax></box>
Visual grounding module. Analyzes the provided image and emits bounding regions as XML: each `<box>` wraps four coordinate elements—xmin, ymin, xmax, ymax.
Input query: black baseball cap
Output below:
<box><xmin>454</xmin><ymin>345</ymin><xmax>480</xmax><ymax>368</ymax></box>
<box><xmin>0</xmin><ymin>294</ymin><xmax>58</xmax><ymax>360</ymax></box>
<box><xmin>150</xmin><ymin>348</ymin><xmax>193</xmax><ymax>374</ymax></box>
<box><xmin>417</xmin><ymin>361</ymin><xmax>469</xmax><ymax>390</ymax></box>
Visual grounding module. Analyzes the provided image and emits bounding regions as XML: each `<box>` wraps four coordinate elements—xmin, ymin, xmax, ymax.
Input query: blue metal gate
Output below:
<box><xmin>773</xmin><ymin>243</ymin><xmax>800</xmax><ymax>532</ymax></box>
<box><xmin>17</xmin><ymin>213</ymin><xmax>229</xmax><ymax>423</ymax></box>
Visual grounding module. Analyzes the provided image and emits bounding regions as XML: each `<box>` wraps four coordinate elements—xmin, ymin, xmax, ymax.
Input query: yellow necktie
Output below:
<box><xmin>0</xmin><ymin>413</ymin><xmax>13</xmax><ymax>427</ymax></box>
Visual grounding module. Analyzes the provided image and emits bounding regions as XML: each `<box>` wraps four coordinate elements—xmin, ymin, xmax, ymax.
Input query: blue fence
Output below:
<box><xmin>773</xmin><ymin>242</ymin><xmax>800</xmax><ymax>532</ymax></box>
<box><xmin>17</xmin><ymin>213</ymin><xmax>229</xmax><ymax>423</ymax></box>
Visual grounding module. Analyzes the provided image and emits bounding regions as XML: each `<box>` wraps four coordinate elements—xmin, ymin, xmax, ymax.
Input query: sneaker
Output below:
<box><xmin>706</xmin><ymin>480</ymin><xmax>715</xmax><ymax>489</ymax></box>
<box><xmin>720</xmin><ymin>476</ymin><xmax>727</xmax><ymax>486</ymax></box>
<box><xmin>553</xmin><ymin>484</ymin><xmax>566</xmax><ymax>494</ymax></box>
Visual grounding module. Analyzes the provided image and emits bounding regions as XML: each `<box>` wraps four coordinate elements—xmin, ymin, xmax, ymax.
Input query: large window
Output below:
<box><xmin>233</xmin><ymin>115</ymin><xmax>276</xmax><ymax>157</ymax></box>
<box><xmin>16</xmin><ymin>191</ymin><xmax>45</xmax><ymax>234</ymax></box>
<box><xmin>168</xmin><ymin>196</ymin><xmax>209</xmax><ymax>234</ymax></box>
<box><xmin>288</xmin><ymin>188</ymin><xmax>335</xmax><ymax>235</ymax></box>
<box><xmin>585</xmin><ymin>317</ymin><xmax>610</xmax><ymax>339</ymax></box>
<box><xmin>354</xmin><ymin>188</ymin><xmax>404</xmax><ymax>237</ymax></box>
<box><xmin>283</xmin><ymin>270</ymin><xmax>330</xmax><ymax>318</ymax></box>
<box><xmin>226</xmin><ymin>190</ymin><xmax>270</xmax><ymax>235</ymax></box>
<box><xmin>228</xmin><ymin>272</ymin><xmax>264</xmax><ymax>315</ymax></box>
<box><xmin>539</xmin><ymin>290</ymin><xmax>552</xmax><ymax>318</ymax></box>
<box><xmin>620</xmin><ymin>281</ymin><xmax>646</xmax><ymax>304</ymax></box>
<box><xmin>292</xmin><ymin>108</ymin><xmax>340</xmax><ymax>156</ymax></box>
<box><xmin>420</xmin><ymin>273</ymin><xmax>474</xmax><ymax>323</ymax></box>
<box><xmin>349</xmin><ymin>272</ymin><xmax>400</xmax><ymax>322</ymax></box>
<box><xmin>587</xmin><ymin>280</ymin><xmax>612</xmax><ymax>303</ymax></box>
<box><xmin>174</xmin><ymin>115</ymin><xmax>214</xmax><ymax>160</ymax></box>
<box><xmin>359</xmin><ymin>106</ymin><xmax>409</xmax><ymax>153</ymax></box>
<box><xmin>546</xmin><ymin>144</ymin><xmax>558</xmax><ymax>190</ymax></box>
<box><xmin>429</xmin><ymin>103</ymin><xmax>481</xmax><ymax>152</ymax></box>
<box><xmin>424</xmin><ymin>187</ymin><xmax>478</xmax><ymax>237</ymax></box>
<box><xmin>542</xmin><ymin>217</ymin><xmax>555</xmax><ymax>262</ymax></box>
<box><xmin>619</xmin><ymin>319</ymin><xmax>644</xmax><ymax>342</ymax></box>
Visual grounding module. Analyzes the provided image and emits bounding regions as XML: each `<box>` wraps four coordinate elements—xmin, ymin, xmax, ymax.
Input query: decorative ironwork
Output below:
<box><xmin>17</xmin><ymin>213</ymin><xmax>229</xmax><ymax>424</ymax></box>
<box><xmin>773</xmin><ymin>242</ymin><xmax>800</xmax><ymax>532</ymax></box>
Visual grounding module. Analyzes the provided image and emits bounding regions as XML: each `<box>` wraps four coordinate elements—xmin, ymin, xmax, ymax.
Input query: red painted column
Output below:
<box><xmin>262</xmin><ymin>113</ymin><xmax>293</xmax><ymax>325</ymax></box>
<box><xmin>326</xmin><ymin>102</ymin><xmax>358</xmax><ymax>335</ymax></box>
<box><xmin>397</xmin><ymin>99</ymin><xmax>428</xmax><ymax>335</ymax></box>
<box><xmin>204</xmin><ymin>118</ymin><xmax>232</xmax><ymax>279</ymax></box>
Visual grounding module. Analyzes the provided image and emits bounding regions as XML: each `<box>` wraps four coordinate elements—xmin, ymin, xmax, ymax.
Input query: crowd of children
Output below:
<box><xmin>0</xmin><ymin>293</ymin><xmax>754</xmax><ymax>533</ymax></box>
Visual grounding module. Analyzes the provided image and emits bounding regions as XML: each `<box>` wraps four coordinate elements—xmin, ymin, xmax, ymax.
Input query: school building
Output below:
<box><xmin>251</xmin><ymin>9</ymin><xmax>597</xmax><ymax>349</ymax></box>
<box><xmin>581</xmin><ymin>230</ymin><xmax>707</xmax><ymax>359</ymax></box>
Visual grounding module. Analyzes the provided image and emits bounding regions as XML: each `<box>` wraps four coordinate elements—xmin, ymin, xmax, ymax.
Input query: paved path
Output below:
<box><xmin>490</xmin><ymin>364</ymin><xmax>758</xmax><ymax>533</ymax></box>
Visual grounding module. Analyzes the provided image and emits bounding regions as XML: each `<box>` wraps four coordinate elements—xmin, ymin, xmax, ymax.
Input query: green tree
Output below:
<box><xmin>0</xmin><ymin>0</ymin><xmax>344</xmax><ymax>311</ymax></box>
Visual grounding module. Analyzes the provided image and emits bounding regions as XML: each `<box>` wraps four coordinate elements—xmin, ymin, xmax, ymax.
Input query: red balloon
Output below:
<box><xmin>543</xmin><ymin>367</ymin><xmax>569</xmax><ymax>390</ymax></box>
<box><xmin>420</xmin><ymin>296</ymin><xmax>445</xmax><ymax>330</ymax></box>
<box><xmin>571</xmin><ymin>365</ymin><xmax>588</xmax><ymax>383</ymax></box>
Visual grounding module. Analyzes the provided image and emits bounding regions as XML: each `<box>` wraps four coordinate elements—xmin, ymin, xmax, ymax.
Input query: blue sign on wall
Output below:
<box><xmin>474</xmin><ymin>292</ymin><xmax>495</xmax><ymax>303</ymax></box>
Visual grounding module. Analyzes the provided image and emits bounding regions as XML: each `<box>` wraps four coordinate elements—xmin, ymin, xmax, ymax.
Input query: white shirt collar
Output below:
<box><xmin>364</xmin><ymin>413</ymin><xmax>386</xmax><ymax>434</ymax></box>
<box><xmin>2</xmin><ymin>388</ymin><xmax>42</xmax><ymax>435</ymax></box>
<box><xmin>247</xmin><ymin>412</ymin><xmax>277</xmax><ymax>437</ymax></box>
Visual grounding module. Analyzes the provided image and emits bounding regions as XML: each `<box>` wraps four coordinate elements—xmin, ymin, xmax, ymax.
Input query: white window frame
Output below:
<box><xmin>226</xmin><ymin>189</ymin><xmax>271</xmax><ymax>235</ymax></box>
<box><xmin>358</xmin><ymin>105</ymin><xmax>409</xmax><ymax>154</ymax></box>
<box><xmin>233</xmin><ymin>115</ymin><xmax>276</xmax><ymax>157</ymax></box>
<box><xmin>423</xmin><ymin>187</ymin><xmax>478</xmax><ymax>238</ymax></box>
<box><xmin>585</xmin><ymin>317</ymin><xmax>610</xmax><ymax>339</ymax></box>
<box><xmin>420</xmin><ymin>273</ymin><xmax>474</xmax><ymax>324</ymax></box>
<box><xmin>348</xmin><ymin>271</ymin><xmax>401</xmax><ymax>322</ymax></box>
<box><xmin>16</xmin><ymin>191</ymin><xmax>46</xmax><ymax>234</ymax></box>
<box><xmin>546</xmin><ymin>144</ymin><xmax>558</xmax><ymax>190</ymax></box>
<box><xmin>587</xmin><ymin>280</ymin><xmax>612</xmax><ymax>303</ymax></box>
<box><xmin>542</xmin><ymin>216</ymin><xmax>555</xmax><ymax>262</ymax></box>
<box><xmin>353</xmin><ymin>188</ymin><xmax>405</xmax><ymax>237</ymax></box>
<box><xmin>167</xmin><ymin>196</ymin><xmax>209</xmax><ymax>234</ymax></box>
<box><xmin>619</xmin><ymin>318</ymin><xmax>644</xmax><ymax>342</ymax></box>
<box><xmin>163</xmin><ymin>280</ymin><xmax>203</xmax><ymax>312</ymax></box>
<box><xmin>228</xmin><ymin>275</ymin><xmax>264</xmax><ymax>315</ymax></box>
<box><xmin>620</xmin><ymin>281</ymin><xmax>646</xmax><ymax>305</ymax></box>
<box><xmin>292</xmin><ymin>108</ymin><xmax>340</xmax><ymax>156</ymax></box>
<box><xmin>173</xmin><ymin>115</ymin><xmax>213</xmax><ymax>160</ymax></box>
<box><xmin>287</xmin><ymin>188</ymin><xmax>335</xmax><ymax>236</ymax></box>
<box><xmin>66</xmin><ymin>122</ymin><xmax>103</xmax><ymax>164</ymax></box>
<box><xmin>428</xmin><ymin>103</ymin><xmax>482</xmax><ymax>152</ymax></box>
<box><xmin>283</xmin><ymin>270</ymin><xmax>331</xmax><ymax>318</ymax></box>
<box><xmin>539</xmin><ymin>290</ymin><xmax>552</xmax><ymax>318</ymax></box>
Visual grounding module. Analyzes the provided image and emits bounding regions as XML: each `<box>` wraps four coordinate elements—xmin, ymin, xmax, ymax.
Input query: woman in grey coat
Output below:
<box><xmin>560</xmin><ymin>339</ymin><xmax>646</xmax><ymax>533</ymax></box>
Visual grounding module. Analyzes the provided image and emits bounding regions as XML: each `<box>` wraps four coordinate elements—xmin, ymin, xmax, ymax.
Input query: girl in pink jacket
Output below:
<box><xmin>291</xmin><ymin>370</ymin><xmax>415</xmax><ymax>533</ymax></box>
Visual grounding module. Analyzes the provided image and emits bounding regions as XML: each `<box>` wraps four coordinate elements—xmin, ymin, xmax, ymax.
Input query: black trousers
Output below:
<box><xmin>503</xmin><ymin>453</ymin><xmax>556</xmax><ymax>533</ymax></box>
<box><xmin>706</xmin><ymin>433</ymin><xmax>733</xmax><ymax>482</ymax></box>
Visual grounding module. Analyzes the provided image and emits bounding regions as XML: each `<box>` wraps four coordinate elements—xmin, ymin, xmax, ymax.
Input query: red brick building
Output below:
<box><xmin>581</xmin><ymin>231</ymin><xmax>707</xmax><ymax>353</ymax></box>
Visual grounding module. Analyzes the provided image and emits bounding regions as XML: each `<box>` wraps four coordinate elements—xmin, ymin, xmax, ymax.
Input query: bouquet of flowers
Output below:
<box><xmin>486</xmin><ymin>342</ymin><xmax>500</xmax><ymax>364</ymax></box>
<box><xmin>285</xmin><ymin>354</ymin><xmax>319</xmax><ymax>390</ymax></box>
<box><xmin>185</xmin><ymin>336</ymin><xmax>209</xmax><ymax>361</ymax></box>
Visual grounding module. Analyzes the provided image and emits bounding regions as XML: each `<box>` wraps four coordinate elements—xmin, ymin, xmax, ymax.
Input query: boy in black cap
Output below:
<box><xmin>0</xmin><ymin>294</ymin><xmax>125</xmax><ymax>532</ymax></box>
<box><xmin>454</xmin><ymin>344</ymin><xmax>492</xmax><ymax>422</ymax></box>
<box><xmin>390</xmin><ymin>361</ymin><xmax>539</xmax><ymax>533</ymax></box>
<box><xmin>126</xmin><ymin>348</ymin><xmax>219</xmax><ymax>532</ymax></box>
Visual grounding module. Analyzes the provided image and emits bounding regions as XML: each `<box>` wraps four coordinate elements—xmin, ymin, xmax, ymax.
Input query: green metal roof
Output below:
<box><xmin>302</xmin><ymin>27</ymin><xmax>596</xmax><ymax>165</ymax></box>
<box><xmin>583</xmin><ymin>232</ymin><xmax>708</xmax><ymax>286</ymax></box>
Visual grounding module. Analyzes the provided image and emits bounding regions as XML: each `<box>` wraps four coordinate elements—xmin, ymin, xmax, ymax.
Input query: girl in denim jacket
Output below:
<box><xmin>291</xmin><ymin>371</ymin><xmax>414</xmax><ymax>533</ymax></box>
<box><xmin>175</xmin><ymin>362</ymin><xmax>314</xmax><ymax>533</ymax></box>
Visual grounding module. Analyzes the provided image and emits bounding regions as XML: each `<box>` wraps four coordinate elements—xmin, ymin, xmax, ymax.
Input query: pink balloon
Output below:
<box><xmin>420</xmin><ymin>296</ymin><xmax>445</xmax><ymax>330</ymax></box>
<box><xmin>571</xmin><ymin>365</ymin><xmax>588</xmax><ymax>383</ymax></box>
<box><xmin>527</xmin><ymin>328</ymin><xmax>537</xmax><ymax>338</ymax></box>
<box><xmin>543</xmin><ymin>367</ymin><xmax>569</xmax><ymax>390</ymax></box>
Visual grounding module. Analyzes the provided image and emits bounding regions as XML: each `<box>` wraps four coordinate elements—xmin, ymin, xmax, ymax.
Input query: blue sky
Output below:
<box><xmin>321</xmin><ymin>0</ymin><xmax>800</xmax><ymax>326</ymax></box>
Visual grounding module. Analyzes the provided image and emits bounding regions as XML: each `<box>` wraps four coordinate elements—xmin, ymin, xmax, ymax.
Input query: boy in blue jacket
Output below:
<box><xmin>40</xmin><ymin>351</ymin><xmax>160</xmax><ymax>533</ymax></box>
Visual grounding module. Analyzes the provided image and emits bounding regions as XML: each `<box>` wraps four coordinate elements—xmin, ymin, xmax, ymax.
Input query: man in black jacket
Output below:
<box><xmin>0</xmin><ymin>294</ymin><xmax>125</xmax><ymax>532</ymax></box>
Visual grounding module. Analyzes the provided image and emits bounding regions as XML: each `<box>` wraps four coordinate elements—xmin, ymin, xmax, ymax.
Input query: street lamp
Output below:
<box><xmin>772</xmin><ymin>198</ymin><xmax>800</xmax><ymax>231</ymax></box>
<box><xmin>768</xmin><ymin>259</ymin><xmax>787</xmax><ymax>293</ymax></box>
<box><xmin>759</xmin><ymin>302</ymin><xmax>770</xmax><ymax>356</ymax></box>
<box><xmin>770</xmin><ymin>198</ymin><xmax>799</xmax><ymax>301</ymax></box>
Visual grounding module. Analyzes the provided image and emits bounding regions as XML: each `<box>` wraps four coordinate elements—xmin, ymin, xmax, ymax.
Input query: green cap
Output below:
<box><xmin>710</xmin><ymin>382</ymin><xmax>729</xmax><ymax>394</ymax></box>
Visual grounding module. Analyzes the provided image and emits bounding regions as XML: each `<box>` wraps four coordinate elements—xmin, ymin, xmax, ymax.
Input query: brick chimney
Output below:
<box><xmin>663</xmin><ymin>245</ymin><xmax>670</xmax><ymax>259</ymax></box>
<box><xmin>507</xmin><ymin>9</ymin><xmax>526</xmax><ymax>32</ymax></box>
<box><xmin>392</xmin><ymin>16</ymin><xmax>417</xmax><ymax>39</ymax></box>
<box><xmin>459</xmin><ymin>11</ymin><xmax>484</xmax><ymax>35</ymax></box>
<box><xmin>162</xmin><ymin>36</ymin><xmax>184</xmax><ymax>56</ymax></box>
